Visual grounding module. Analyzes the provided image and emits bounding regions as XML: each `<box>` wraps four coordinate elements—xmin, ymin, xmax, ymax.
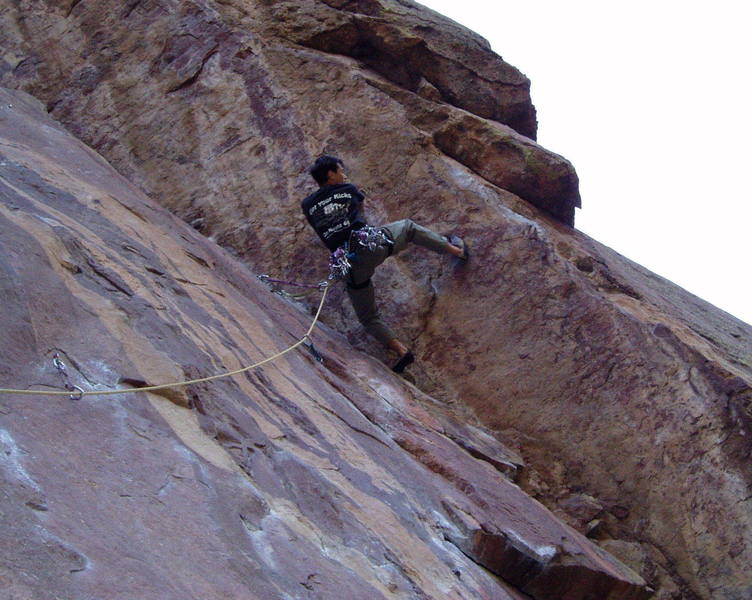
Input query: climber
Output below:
<box><xmin>301</xmin><ymin>155</ymin><xmax>467</xmax><ymax>373</ymax></box>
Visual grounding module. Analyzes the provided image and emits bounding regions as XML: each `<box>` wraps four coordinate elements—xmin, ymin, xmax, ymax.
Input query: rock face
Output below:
<box><xmin>0</xmin><ymin>0</ymin><xmax>578</xmax><ymax>231</ymax></box>
<box><xmin>1</xmin><ymin>1</ymin><xmax>751</xmax><ymax>599</ymax></box>
<box><xmin>0</xmin><ymin>87</ymin><xmax>649</xmax><ymax>600</ymax></box>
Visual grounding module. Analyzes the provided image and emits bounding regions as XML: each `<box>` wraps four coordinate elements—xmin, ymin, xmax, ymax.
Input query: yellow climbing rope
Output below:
<box><xmin>0</xmin><ymin>283</ymin><xmax>330</xmax><ymax>399</ymax></box>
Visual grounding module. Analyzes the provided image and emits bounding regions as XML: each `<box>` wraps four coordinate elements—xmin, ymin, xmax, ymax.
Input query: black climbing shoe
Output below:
<box><xmin>447</xmin><ymin>235</ymin><xmax>469</xmax><ymax>261</ymax></box>
<box><xmin>392</xmin><ymin>351</ymin><xmax>415</xmax><ymax>374</ymax></box>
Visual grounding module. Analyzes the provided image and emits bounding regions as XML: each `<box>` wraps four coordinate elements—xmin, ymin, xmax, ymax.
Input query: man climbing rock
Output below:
<box><xmin>301</xmin><ymin>155</ymin><xmax>467</xmax><ymax>373</ymax></box>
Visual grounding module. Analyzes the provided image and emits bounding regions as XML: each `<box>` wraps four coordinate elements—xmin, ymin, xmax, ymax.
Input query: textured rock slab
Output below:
<box><xmin>1</xmin><ymin>0</ymin><xmax>749</xmax><ymax>597</ymax></box>
<box><xmin>266</xmin><ymin>0</ymin><xmax>538</xmax><ymax>138</ymax></box>
<box><xmin>414</xmin><ymin>213</ymin><xmax>752</xmax><ymax>599</ymax></box>
<box><xmin>0</xmin><ymin>89</ymin><xmax>649</xmax><ymax>598</ymax></box>
<box><xmin>0</xmin><ymin>0</ymin><xmax>580</xmax><ymax>229</ymax></box>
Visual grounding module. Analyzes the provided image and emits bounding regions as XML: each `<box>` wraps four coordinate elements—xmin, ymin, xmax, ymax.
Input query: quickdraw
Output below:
<box><xmin>329</xmin><ymin>246</ymin><xmax>352</xmax><ymax>280</ymax></box>
<box><xmin>53</xmin><ymin>353</ymin><xmax>84</xmax><ymax>400</ymax></box>
<box><xmin>257</xmin><ymin>274</ymin><xmax>328</xmax><ymax>291</ymax></box>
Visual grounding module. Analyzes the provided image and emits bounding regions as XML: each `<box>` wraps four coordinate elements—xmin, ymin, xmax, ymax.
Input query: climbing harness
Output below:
<box><xmin>352</xmin><ymin>225</ymin><xmax>392</xmax><ymax>252</ymax></box>
<box><xmin>260</xmin><ymin>225</ymin><xmax>391</xmax><ymax>286</ymax></box>
<box><xmin>329</xmin><ymin>225</ymin><xmax>392</xmax><ymax>281</ymax></box>
<box><xmin>0</xmin><ymin>283</ymin><xmax>330</xmax><ymax>399</ymax></box>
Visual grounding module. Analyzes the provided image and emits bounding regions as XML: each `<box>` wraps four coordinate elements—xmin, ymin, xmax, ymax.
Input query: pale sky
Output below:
<box><xmin>418</xmin><ymin>1</ymin><xmax>751</xmax><ymax>326</ymax></box>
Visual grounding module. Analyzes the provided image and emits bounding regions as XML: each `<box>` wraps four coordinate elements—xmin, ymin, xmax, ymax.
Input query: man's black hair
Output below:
<box><xmin>309</xmin><ymin>155</ymin><xmax>343</xmax><ymax>186</ymax></box>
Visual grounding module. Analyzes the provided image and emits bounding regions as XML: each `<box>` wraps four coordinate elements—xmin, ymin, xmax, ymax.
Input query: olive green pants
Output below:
<box><xmin>346</xmin><ymin>219</ymin><xmax>450</xmax><ymax>346</ymax></box>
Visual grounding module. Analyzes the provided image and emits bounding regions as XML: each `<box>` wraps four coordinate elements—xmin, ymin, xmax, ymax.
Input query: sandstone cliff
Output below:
<box><xmin>1</xmin><ymin>1</ymin><xmax>750</xmax><ymax>599</ymax></box>
<box><xmin>1</xmin><ymin>87</ymin><xmax>649</xmax><ymax>600</ymax></box>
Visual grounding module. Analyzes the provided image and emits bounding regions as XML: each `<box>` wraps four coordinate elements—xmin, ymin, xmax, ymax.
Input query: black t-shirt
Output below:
<box><xmin>301</xmin><ymin>183</ymin><xmax>367</xmax><ymax>251</ymax></box>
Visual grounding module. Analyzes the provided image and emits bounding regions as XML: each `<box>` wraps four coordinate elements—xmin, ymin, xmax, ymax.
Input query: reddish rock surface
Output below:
<box><xmin>0</xmin><ymin>0</ymin><xmax>578</xmax><ymax>228</ymax></box>
<box><xmin>0</xmin><ymin>87</ymin><xmax>649</xmax><ymax>600</ymax></box>
<box><xmin>1</xmin><ymin>1</ymin><xmax>751</xmax><ymax>599</ymax></box>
